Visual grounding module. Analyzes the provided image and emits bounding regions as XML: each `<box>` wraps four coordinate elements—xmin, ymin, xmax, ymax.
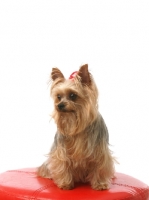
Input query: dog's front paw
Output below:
<box><xmin>91</xmin><ymin>182</ymin><xmax>109</xmax><ymax>190</ymax></box>
<box><xmin>37</xmin><ymin>164</ymin><xmax>51</xmax><ymax>179</ymax></box>
<box><xmin>58</xmin><ymin>183</ymin><xmax>74</xmax><ymax>190</ymax></box>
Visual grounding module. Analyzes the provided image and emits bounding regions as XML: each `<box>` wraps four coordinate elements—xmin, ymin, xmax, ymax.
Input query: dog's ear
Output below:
<box><xmin>51</xmin><ymin>68</ymin><xmax>65</xmax><ymax>81</ymax></box>
<box><xmin>78</xmin><ymin>64</ymin><xmax>91</xmax><ymax>85</ymax></box>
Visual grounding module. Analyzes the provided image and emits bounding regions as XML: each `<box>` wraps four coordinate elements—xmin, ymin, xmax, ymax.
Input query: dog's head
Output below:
<box><xmin>50</xmin><ymin>64</ymin><xmax>99</xmax><ymax>135</ymax></box>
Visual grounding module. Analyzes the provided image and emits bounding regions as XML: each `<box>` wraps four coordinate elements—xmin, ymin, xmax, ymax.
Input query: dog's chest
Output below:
<box><xmin>64</xmin><ymin>133</ymin><xmax>92</xmax><ymax>160</ymax></box>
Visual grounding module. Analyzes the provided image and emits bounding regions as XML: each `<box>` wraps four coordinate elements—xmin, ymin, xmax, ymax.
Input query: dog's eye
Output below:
<box><xmin>69</xmin><ymin>93</ymin><xmax>77</xmax><ymax>101</ymax></box>
<box><xmin>57</xmin><ymin>95</ymin><xmax>61</xmax><ymax>100</ymax></box>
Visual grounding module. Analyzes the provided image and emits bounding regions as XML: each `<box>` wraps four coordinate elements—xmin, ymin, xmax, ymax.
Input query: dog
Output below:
<box><xmin>37</xmin><ymin>64</ymin><xmax>116</xmax><ymax>190</ymax></box>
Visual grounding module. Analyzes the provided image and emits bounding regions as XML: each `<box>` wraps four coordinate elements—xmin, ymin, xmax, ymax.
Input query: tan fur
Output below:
<box><xmin>37</xmin><ymin>64</ymin><xmax>116</xmax><ymax>190</ymax></box>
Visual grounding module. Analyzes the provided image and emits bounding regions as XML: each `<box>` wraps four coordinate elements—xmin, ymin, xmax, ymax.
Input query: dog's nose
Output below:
<box><xmin>57</xmin><ymin>103</ymin><xmax>65</xmax><ymax>111</ymax></box>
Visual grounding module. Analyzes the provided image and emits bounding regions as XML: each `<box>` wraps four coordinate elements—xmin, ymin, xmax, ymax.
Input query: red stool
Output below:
<box><xmin>0</xmin><ymin>168</ymin><xmax>148</xmax><ymax>200</ymax></box>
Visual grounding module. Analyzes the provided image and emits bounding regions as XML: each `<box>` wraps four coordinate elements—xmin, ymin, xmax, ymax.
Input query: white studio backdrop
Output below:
<box><xmin>0</xmin><ymin>1</ymin><xmax>149</xmax><ymax>185</ymax></box>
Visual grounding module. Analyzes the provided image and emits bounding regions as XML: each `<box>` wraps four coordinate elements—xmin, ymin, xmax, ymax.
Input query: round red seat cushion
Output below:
<box><xmin>0</xmin><ymin>168</ymin><xmax>148</xmax><ymax>200</ymax></box>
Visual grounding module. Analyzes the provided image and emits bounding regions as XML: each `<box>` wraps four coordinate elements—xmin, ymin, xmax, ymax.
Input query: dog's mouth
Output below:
<box><xmin>57</xmin><ymin>108</ymin><xmax>75</xmax><ymax>113</ymax></box>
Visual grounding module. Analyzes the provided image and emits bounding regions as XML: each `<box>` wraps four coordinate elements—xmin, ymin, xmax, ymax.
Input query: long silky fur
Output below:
<box><xmin>37</xmin><ymin>64</ymin><xmax>116</xmax><ymax>190</ymax></box>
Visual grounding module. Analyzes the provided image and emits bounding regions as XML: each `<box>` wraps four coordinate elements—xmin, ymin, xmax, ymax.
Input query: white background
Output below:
<box><xmin>0</xmin><ymin>0</ymin><xmax>149</xmax><ymax>185</ymax></box>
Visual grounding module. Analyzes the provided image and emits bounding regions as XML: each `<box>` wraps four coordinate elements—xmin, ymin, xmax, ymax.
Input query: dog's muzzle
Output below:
<box><xmin>57</xmin><ymin>102</ymin><xmax>66</xmax><ymax>111</ymax></box>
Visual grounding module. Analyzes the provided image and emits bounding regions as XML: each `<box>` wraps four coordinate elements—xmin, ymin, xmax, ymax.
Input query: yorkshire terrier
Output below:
<box><xmin>37</xmin><ymin>64</ymin><xmax>116</xmax><ymax>190</ymax></box>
